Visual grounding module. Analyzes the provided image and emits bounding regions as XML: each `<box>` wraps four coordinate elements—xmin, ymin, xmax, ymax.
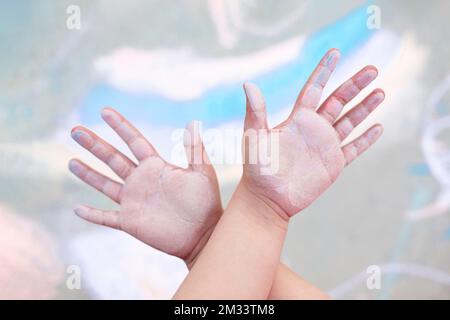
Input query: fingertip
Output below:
<box><xmin>324</xmin><ymin>48</ymin><xmax>341</xmax><ymax>68</ymax></box>
<box><xmin>102</xmin><ymin>108</ymin><xmax>124</xmax><ymax>129</ymax></box>
<box><xmin>369</xmin><ymin>124</ymin><xmax>383</xmax><ymax>140</ymax></box>
<box><xmin>68</xmin><ymin>158</ymin><xmax>79</xmax><ymax>172</ymax></box>
<box><xmin>328</xmin><ymin>47</ymin><xmax>341</xmax><ymax>56</ymax></box>
<box><xmin>375</xmin><ymin>123</ymin><xmax>384</xmax><ymax>133</ymax></box>
<box><xmin>101</xmin><ymin>107</ymin><xmax>115</xmax><ymax>119</ymax></box>
<box><xmin>71</xmin><ymin>125</ymin><xmax>84</xmax><ymax>134</ymax></box>
<box><xmin>74</xmin><ymin>205</ymin><xmax>89</xmax><ymax>219</ymax></box>
<box><xmin>243</xmin><ymin>82</ymin><xmax>264</xmax><ymax>112</ymax></box>
<box><xmin>366</xmin><ymin>65</ymin><xmax>379</xmax><ymax>75</ymax></box>
<box><xmin>70</xmin><ymin>127</ymin><xmax>94</xmax><ymax>147</ymax></box>
<box><xmin>71</xmin><ymin>126</ymin><xmax>88</xmax><ymax>142</ymax></box>
<box><xmin>101</xmin><ymin>106</ymin><xmax>115</xmax><ymax>114</ymax></box>
<box><xmin>243</xmin><ymin>81</ymin><xmax>254</xmax><ymax>96</ymax></box>
<box><xmin>364</xmin><ymin>64</ymin><xmax>378</xmax><ymax>73</ymax></box>
<box><xmin>370</xmin><ymin>88</ymin><xmax>385</xmax><ymax>104</ymax></box>
<box><xmin>184</xmin><ymin>120</ymin><xmax>202</xmax><ymax>147</ymax></box>
<box><xmin>375</xmin><ymin>88</ymin><xmax>385</xmax><ymax>98</ymax></box>
<box><xmin>373</xmin><ymin>88</ymin><xmax>385</xmax><ymax>95</ymax></box>
<box><xmin>186</xmin><ymin>119</ymin><xmax>201</xmax><ymax>131</ymax></box>
<box><xmin>354</xmin><ymin>66</ymin><xmax>378</xmax><ymax>87</ymax></box>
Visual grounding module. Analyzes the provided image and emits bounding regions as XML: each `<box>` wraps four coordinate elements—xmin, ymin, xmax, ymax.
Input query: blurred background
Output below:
<box><xmin>0</xmin><ymin>0</ymin><xmax>449</xmax><ymax>299</ymax></box>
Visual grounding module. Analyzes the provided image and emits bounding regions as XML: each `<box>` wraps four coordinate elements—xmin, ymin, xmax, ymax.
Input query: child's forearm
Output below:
<box><xmin>183</xmin><ymin>228</ymin><xmax>330</xmax><ymax>300</ymax></box>
<box><xmin>268</xmin><ymin>263</ymin><xmax>330</xmax><ymax>299</ymax></box>
<box><xmin>173</xmin><ymin>182</ymin><xmax>288</xmax><ymax>299</ymax></box>
<box><xmin>179</xmin><ymin>190</ymin><xmax>329</xmax><ymax>300</ymax></box>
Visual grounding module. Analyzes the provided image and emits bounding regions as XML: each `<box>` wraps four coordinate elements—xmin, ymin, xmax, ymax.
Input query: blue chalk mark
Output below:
<box><xmin>77</xmin><ymin>6</ymin><xmax>375</xmax><ymax>128</ymax></box>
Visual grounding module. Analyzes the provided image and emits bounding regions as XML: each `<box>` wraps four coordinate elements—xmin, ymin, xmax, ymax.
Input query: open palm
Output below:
<box><xmin>242</xmin><ymin>49</ymin><xmax>385</xmax><ymax>218</ymax></box>
<box><xmin>69</xmin><ymin>109</ymin><xmax>222</xmax><ymax>263</ymax></box>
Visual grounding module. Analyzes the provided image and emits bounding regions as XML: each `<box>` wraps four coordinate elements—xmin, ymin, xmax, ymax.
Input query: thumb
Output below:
<box><xmin>243</xmin><ymin>82</ymin><xmax>268</xmax><ymax>131</ymax></box>
<box><xmin>184</xmin><ymin>120</ymin><xmax>212</xmax><ymax>172</ymax></box>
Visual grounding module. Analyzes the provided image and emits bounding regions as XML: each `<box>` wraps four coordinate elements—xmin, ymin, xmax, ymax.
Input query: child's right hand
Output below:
<box><xmin>241</xmin><ymin>49</ymin><xmax>385</xmax><ymax>220</ymax></box>
<box><xmin>69</xmin><ymin>108</ymin><xmax>222</xmax><ymax>265</ymax></box>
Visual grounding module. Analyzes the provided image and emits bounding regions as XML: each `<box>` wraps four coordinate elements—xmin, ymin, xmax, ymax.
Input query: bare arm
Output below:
<box><xmin>175</xmin><ymin>49</ymin><xmax>384</xmax><ymax>299</ymax></box>
<box><xmin>269</xmin><ymin>264</ymin><xmax>330</xmax><ymax>300</ymax></box>
<box><xmin>69</xmin><ymin>108</ymin><xmax>330</xmax><ymax>299</ymax></box>
<box><xmin>174</xmin><ymin>182</ymin><xmax>288</xmax><ymax>299</ymax></box>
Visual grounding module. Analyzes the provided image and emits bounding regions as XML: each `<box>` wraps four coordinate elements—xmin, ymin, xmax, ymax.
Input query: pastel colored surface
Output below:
<box><xmin>0</xmin><ymin>1</ymin><xmax>448</xmax><ymax>299</ymax></box>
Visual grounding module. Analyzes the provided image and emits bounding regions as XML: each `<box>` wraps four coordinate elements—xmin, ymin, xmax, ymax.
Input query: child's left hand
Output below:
<box><xmin>241</xmin><ymin>49</ymin><xmax>385</xmax><ymax>219</ymax></box>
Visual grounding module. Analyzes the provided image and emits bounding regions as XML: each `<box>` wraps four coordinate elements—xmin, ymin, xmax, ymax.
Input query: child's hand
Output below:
<box><xmin>69</xmin><ymin>108</ymin><xmax>222</xmax><ymax>265</ymax></box>
<box><xmin>241</xmin><ymin>49</ymin><xmax>384</xmax><ymax>219</ymax></box>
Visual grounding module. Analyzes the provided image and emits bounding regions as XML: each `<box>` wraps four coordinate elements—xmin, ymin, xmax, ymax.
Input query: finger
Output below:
<box><xmin>317</xmin><ymin>65</ymin><xmax>378</xmax><ymax>123</ymax></box>
<box><xmin>341</xmin><ymin>124</ymin><xmax>383</xmax><ymax>165</ymax></box>
<box><xmin>71</xmin><ymin>126</ymin><xmax>136</xmax><ymax>180</ymax></box>
<box><xmin>69</xmin><ymin>159</ymin><xmax>122</xmax><ymax>203</ymax></box>
<box><xmin>289</xmin><ymin>48</ymin><xmax>340</xmax><ymax>121</ymax></box>
<box><xmin>184</xmin><ymin>120</ymin><xmax>213</xmax><ymax>172</ymax></box>
<box><xmin>243</xmin><ymin>82</ymin><xmax>268</xmax><ymax>131</ymax></box>
<box><xmin>74</xmin><ymin>205</ymin><xmax>121</xmax><ymax>230</ymax></box>
<box><xmin>334</xmin><ymin>89</ymin><xmax>385</xmax><ymax>141</ymax></box>
<box><xmin>101</xmin><ymin>107</ymin><xmax>157</xmax><ymax>161</ymax></box>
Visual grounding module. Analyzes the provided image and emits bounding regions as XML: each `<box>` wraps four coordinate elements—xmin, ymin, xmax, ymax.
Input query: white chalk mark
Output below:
<box><xmin>207</xmin><ymin>0</ymin><xmax>238</xmax><ymax>49</ymax></box>
<box><xmin>207</xmin><ymin>0</ymin><xmax>308</xmax><ymax>49</ymax></box>
<box><xmin>406</xmin><ymin>75</ymin><xmax>450</xmax><ymax>221</ymax></box>
<box><xmin>93</xmin><ymin>36</ymin><xmax>304</xmax><ymax>101</ymax></box>
<box><xmin>227</xmin><ymin>0</ymin><xmax>308</xmax><ymax>37</ymax></box>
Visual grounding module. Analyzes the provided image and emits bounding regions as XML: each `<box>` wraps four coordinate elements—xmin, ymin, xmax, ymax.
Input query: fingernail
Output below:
<box><xmin>244</xmin><ymin>82</ymin><xmax>263</xmax><ymax>111</ymax></box>
<box><xmin>68</xmin><ymin>159</ymin><xmax>81</xmax><ymax>175</ymax></box>
<box><xmin>71</xmin><ymin>130</ymin><xmax>93</xmax><ymax>146</ymax></box>
<box><xmin>74</xmin><ymin>205</ymin><xmax>89</xmax><ymax>219</ymax></box>
<box><xmin>372</xmin><ymin>91</ymin><xmax>385</xmax><ymax>104</ymax></box>
<box><xmin>71</xmin><ymin>130</ymin><xmax>83</xmax><ymax>141</ymax></box>
<box><xmin>101</xmin><ymin>108</ymin><xmax>119</xmax><ymax>123</ymax></box>
<box><xmin>368</xmin><ymin>125</ymin><xmax>383</xmax><ymax>139</ymax></box>
<box><xmin>325</xmin><ymin>49</ymin><xmax>340</xmax><ymax>68</ymax></box>
<box><xmin>360</xmin><ymin>68</ymin><xmax>378</xmax><ymax>86</ymax></box>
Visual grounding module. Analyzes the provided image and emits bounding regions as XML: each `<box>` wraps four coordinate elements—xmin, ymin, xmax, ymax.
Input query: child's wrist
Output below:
<box><xmin>184</xmin><ymin>180</ymin><xmax>290</xmax><ymax>270</ymax></box>
<box><xmin>229</xmin><ymin>180</ymin><xmax>290</xmax><ymax>234</ymax></box>
<box><xmin>184</xmin><ymin>221</ymin><xmax>217</xmax><ymax>270</ymax></box>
